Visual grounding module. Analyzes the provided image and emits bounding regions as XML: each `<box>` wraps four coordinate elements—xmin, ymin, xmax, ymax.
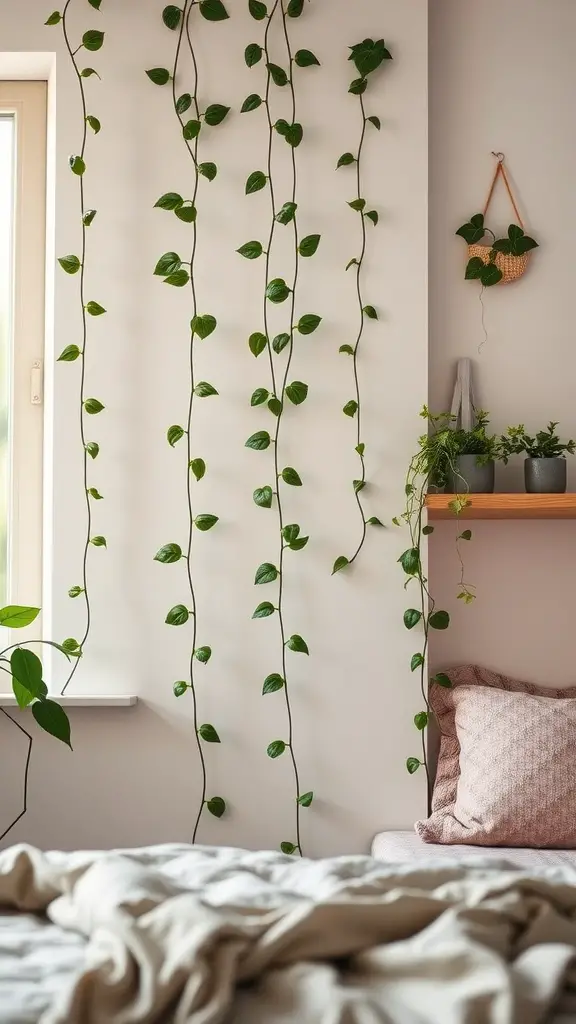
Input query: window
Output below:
<box><xmin>0</xmin><ymin>82</ymin><xmax>47</xmax><ymax>615</ymax></box>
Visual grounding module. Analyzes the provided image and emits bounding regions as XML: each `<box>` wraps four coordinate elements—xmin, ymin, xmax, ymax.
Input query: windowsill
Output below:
<box><xmin>0</xmin><ymin>694</ymin><xmax>138</xmax><ymax>707</ymax></box>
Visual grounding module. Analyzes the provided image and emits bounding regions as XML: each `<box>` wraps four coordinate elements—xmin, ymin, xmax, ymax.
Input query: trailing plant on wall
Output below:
<box><xmin>332</xmin><ymin>39</ymin><xmax>392</xmax><ymax>577</ymax></box>
<box><xmin>241</xmin><ymin>0</ymin><xmax>320</xmax><ymax>857</ymax></box>
<box><xmin>0</xmin><ymin>605</ymin><xmax>74</xmax><ymax>841</ymax></box>
<box><xmin>148</xmin><ymin>0</ymin><xmax>231</xmax><ymax>841</ymax></box>
<box><xmin>46</xmin><ymin>0</ymin><xmax>107</xmax><ymax>693</ymax></box>
<box><xmin>395</xmin><ymin>408</ymin><xmax>497</xmax><ymax>787</ymax></box>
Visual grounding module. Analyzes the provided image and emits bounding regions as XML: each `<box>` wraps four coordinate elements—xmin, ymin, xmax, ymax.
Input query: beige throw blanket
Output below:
<box><xmin>2</xmin><ymin>842</ymin><xmax>576</xmax><ymax>1023</ymax></box>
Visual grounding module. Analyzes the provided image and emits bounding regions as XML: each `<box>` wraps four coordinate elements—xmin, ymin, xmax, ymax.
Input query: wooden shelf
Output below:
<box><xmin>426</xmin><ymin>493</ymin><xmax>576</xmax><ymax>520</ymax></box>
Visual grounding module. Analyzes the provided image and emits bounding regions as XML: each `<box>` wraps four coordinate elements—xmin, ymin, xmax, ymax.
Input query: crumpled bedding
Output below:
<box><xmin>0</xmin><ymin>908</ymin><xmax>85</xmax><ymax>1023</ymax></box>
<box><xmin>1</xmin><ymin>842</ymin><xmax>576</xmax><ymax>1023</ymax></box>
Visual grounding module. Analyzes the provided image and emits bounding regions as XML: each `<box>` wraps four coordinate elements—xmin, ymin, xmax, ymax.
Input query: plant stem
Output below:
<box><xmin>413</xmin><ymin>478</ymin><xmax>432</xmax><ymax>796</ymax></box>
<box><xmin>61</xmin><ymin>0</ymin><xmax>93</xmax><ymax>695</ymax></box>
<box><xmin>347</xmin><ymin>92</ymin><xmax>368</xmax><ymax>566</ymax></box>
<box><xmin>178</xmin><ymin>0</ymin><xmax>207</xmax><ymax>844</ymax></box>
<box><xmin>257</xmin><ymin>0</ymin><xmax>303</xmax><ymax>857</ymax></box>
<box><xmin>278</xmin><ymin>0</ymin><xmax>303</xmax><ymax>857</ymax></box>
<box><xmin>0</xmin><ymin>709</ymin><xmax>32</xmax><ymax>843</ymax></box>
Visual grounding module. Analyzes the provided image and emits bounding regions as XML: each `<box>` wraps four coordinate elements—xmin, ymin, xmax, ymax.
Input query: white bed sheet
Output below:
<box><xmin>1</xmin><ymin>904</ymin><xmax>574</xmax><ymax>1024</ymax></box>
<box><xmin>2</xmin><ymin>839</ymin><xmax>576</xmax><ymax>1023</ymax></box>
<box><xmin>372</xmin><ymin>829</ymin><xmax>576</xmax><ymax>870</ymax></box>
<box><xmin>0</xmin><ymin>909</ymin><xmax>86</xmax><ymax>1023</ymax></box>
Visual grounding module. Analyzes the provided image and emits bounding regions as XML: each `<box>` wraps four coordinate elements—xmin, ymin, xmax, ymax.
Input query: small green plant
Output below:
<box><xmin>409</xmin><ymin>408</ymin><xmax>498</xmax><ymax>492</ymax></box>
<box><xmin>0</xmin><ymin>603</ymin><xmax>73</xmax><ymax>841</ymax></box>
<box><xmin>456</xmin><ymin>214</ymin><xmax>538</xmax><ymax>287</ymax></box>
<box><xmin>499</xmin><ymin>422</ymin><xmax>576</xmax><ymax>461</ymax></box>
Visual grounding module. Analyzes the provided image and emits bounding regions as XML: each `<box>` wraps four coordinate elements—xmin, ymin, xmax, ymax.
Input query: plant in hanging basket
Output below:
<box><xmin>456</xmin><ymin>213</ymin><xmax>539</xmax><ymax>286</ymax></box>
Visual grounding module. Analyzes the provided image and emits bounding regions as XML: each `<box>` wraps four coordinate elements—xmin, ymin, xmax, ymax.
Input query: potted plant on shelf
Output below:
<box><xmin>498</xmin><ymin>422</ymin><xmax>576</xmax><ymax>493</ymax></box>
<box><xmin>407</xmin><ymin>407</ymin><xmax>498</xmax><ymax>494</ymax></box>
<box><xmin>444</xmin><ymin>410</ymin><xmax>499</xmax><ymax>494</ymax></box>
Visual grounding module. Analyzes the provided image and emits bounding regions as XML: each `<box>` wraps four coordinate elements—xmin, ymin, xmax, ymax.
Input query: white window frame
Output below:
<box><xmin>0</xmin><ymin>82</ymin><xmax>47</xmax><ymax>620</ymax></box>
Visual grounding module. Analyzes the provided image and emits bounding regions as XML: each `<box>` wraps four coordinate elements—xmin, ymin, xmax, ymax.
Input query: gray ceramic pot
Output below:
<box><xmin>524</xmin><ymin>457</ymin><xmax>567</xmax><ymax>493</ymax></box>
<box><xmin>447</xmin><ymin>454</ymin><xmax>495</xmax><ymax>494</ymax></box>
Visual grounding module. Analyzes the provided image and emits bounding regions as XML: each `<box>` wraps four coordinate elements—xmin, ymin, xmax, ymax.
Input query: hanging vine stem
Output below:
<box><xmin>241</xmin><ymin>0</ymin><xmax>321</xmax><ymax>856</ymax></box>
<box><xmin>402</xmin><ymin>474</ymin><xmax>434</xmax><ymax>795</ymax></box>
<box><xmin>46</xmin><ymin>1</ymin><xmax>107</xmax><ymax>693</ymax></box>
<box><xmin>148</xmin><ymin>0</ymin><xmax>230</xmax><ymax>841</ymax></box>
<box><xmin>0</xmin><ymin>708</ymin><xmax>32</xmax><ymax>843</ymax></box>
<box><xmin>397</xmin><ymin>417</ymin><xmax>474</xmax><ymax>793</ymax></box>
<box><xmin>0</xmin><ymin>600</ymin><xmax>74</xmax><ymax>842</ymax></box>
<box><xmin>332</xmin><ymin>39</ymin><xmax>393</xmax><ymax>577</ymax></box>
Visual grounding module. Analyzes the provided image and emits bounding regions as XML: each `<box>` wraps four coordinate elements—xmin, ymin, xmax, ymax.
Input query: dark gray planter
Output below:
<box><xmin>524</xmin><ymin>457</ymin><xmax>567</xmax><ymax>493</ymax></box>
<box><xmin>447</xmin><ymin>454</ymin><xmax>495</xmax><ymax>494</ymax></box>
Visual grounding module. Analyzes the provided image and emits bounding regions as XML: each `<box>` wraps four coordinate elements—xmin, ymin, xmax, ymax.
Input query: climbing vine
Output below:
<box><xmin>148</xmin><ymin>0</ymin><xmax>230</xmax><ymax>841</ymax></box>
<box><xmin>241</xmin><ymin>0</ymin><xmax>320</xmax><ymax>856</ymax></box>
<box><xmin>396</xmin><ymin>409</ymin><xmax>487</xmax><ymax>787</ymax></box>
<box><xmin>332</xmin><ymin>39</ymin><xmax>392</xmax><ymax>576</ymax></box>
<box><xmin>46</xmin><ymin>0</ymin><xmax>107</xmax><ymax>692</ymax></box>
<box><xmin>397</xmin><ymin>471</ymin><xmax>458</xmax><ymax>794</ymax></box>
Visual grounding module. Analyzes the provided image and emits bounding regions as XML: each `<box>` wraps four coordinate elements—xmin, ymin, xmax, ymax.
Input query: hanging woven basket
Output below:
<box><xmin>456</xmin><ymin>153</ymin><xmax>538</xmax><ymax>287</ymax></box>
<box><xmin>467</xmin><ymin>244</ymin><xmax>529</xmax><ymax>285</ymax></box>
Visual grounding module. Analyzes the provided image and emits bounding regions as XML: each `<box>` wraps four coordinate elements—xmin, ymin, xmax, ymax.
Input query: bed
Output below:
<box><xmin>372</xmin><ymin>829</ymin><xmax>576</xmax><ymax>871</ymax></box>
<box><xmin>2</xmin><ymin>841</ymin><xmax>576</xmax><ymax>1022</ymax></box>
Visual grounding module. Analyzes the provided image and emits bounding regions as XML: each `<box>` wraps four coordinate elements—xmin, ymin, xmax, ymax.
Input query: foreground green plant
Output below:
<box><xmin>332</xmin><ymin>39</ymin><xmax>392</xmax><ymax>577</ymax></box>
<box><xmin>47</xmin><ymin>1</ymin><xmax>107</xmax><ymax>693</ymax></box>
<box><xmin>242</xmin><ymin>0</ymin><xmax>320</xmax><ymax>856</ymax></box>
<box><xmin>0</xmin><ymin>604</ymin><xmax>73</xmax><ymax>841</ymax></box>
<box><xmin>148</xmin><ymin>0</ymin><xmax>230</xmax><ymax>840</ymax></box>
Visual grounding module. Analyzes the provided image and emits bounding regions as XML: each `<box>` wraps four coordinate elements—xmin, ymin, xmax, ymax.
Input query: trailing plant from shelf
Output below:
<box><xmin>457</xmin><ymin>215</ymin><xmax>538</xmax><ymax>288</ymax></box>
<box><xmin>498</xmin><ymin>422</ymin><xmax>576</xmax><ymax>461</ymax></box>
<box><xmin>241</xmin><ymin>0</ymin><xmax>320</xmax><ymax>857</ymax></box>
<box><xmin>148</xmin><ymin>0</ymin><xmax>230</xmax><ymax>840</ymax></box>
<box><xmin>0</xmin><ymin>604</ymin><xmax>74</xmax><ymax>842</ymax></box>
<box><xmin>46</xmin><ymin>1</ymin><xmax>107</xmax><ymax>693</ymax></box>
<box><xmin>423</xmin><ymin>409</ymin><xmax>499</xmax><ymax>491</ymax></box>
<box><xmin>395</xmin><ymin>407</ymin><xmax>493</xmax><ymax>786</ymax></box>
<box><xmin>331</xmin><ymin>38</ymin><xmax>392</xmax><ymax>577</ymax></box>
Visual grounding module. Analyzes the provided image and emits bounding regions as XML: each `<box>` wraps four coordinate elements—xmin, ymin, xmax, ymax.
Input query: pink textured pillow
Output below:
<box><xmin>416</xmin><ymin>665</ymin><xmax>576</xmax><ymax>848</ymax></box>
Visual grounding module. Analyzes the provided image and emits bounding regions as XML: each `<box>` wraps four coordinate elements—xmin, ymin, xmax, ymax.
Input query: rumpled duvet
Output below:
<box><xmin>1</xmin><ymin>842</ymin><xmax>576</xmax><ymax>1023</ymax></box>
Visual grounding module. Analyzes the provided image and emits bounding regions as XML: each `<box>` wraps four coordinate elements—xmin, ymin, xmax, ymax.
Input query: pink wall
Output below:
<box><xmin>429</xmin><ymin>0</ymin><xmax>576</xmax><ymax>688</ymax></box>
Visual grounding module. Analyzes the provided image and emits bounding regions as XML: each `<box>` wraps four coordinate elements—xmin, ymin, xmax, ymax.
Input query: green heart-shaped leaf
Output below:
<box><xmin>246</xmin><ymin>431</ymin><xmax>271</xmax><ymax>451</ymax></box>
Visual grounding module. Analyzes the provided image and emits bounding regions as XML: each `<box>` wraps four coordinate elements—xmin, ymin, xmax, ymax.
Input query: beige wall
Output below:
<box><xmin>0</xmin><ymin>0</ymin><xmax>428</xmax><ymax>854</ymax></box>
<box><xmin>429</xmin><ymin>0</ymin><xmax>576</xmax><ymax>685</ymax></box>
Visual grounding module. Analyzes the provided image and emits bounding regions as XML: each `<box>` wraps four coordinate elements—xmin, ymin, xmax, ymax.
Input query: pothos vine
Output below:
<box><xmin>46</xmin><ymin>0</ymin><xmax>107</xmax><ymax>693</ymax></box>
<box><xmin>241</xmin><ymin>0</ymin><xmax>320</xmax><ymax>857</ymax></box>
<box><xmin>332</xmin><ymin>39</ymin><xmax>392</xmax><ymax>576</ymax></box>
<box><xmin>148</xmin><ymin>0</ymin><xmax>230</xmax><ymax>841</ymax></box>
<box><xmin>397</xmin><ymin>412</ymin><xmax>477</xmax><ymax>789</ymax></box>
